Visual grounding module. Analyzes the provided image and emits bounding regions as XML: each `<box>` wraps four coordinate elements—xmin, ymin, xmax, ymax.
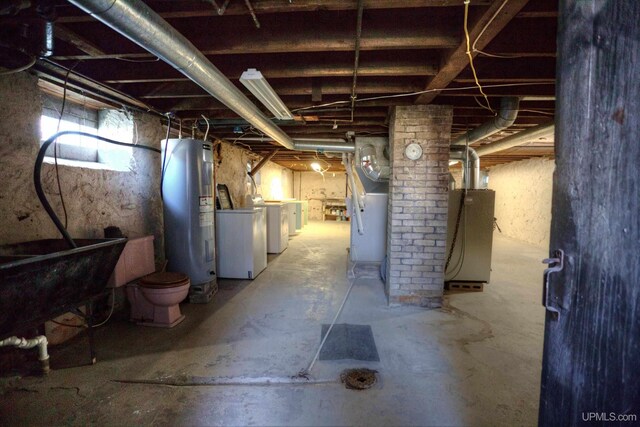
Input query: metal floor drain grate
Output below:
<box><xmin>340</xmin><ymin>368</ymin><xmax>378</xmax><ymax>390</ymax></box>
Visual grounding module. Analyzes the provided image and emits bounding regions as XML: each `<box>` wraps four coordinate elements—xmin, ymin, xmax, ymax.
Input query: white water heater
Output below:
<box><xmin>162</xmin><ymin>139</ymin><xmax>216</xmax><ymax>288</ymax></box>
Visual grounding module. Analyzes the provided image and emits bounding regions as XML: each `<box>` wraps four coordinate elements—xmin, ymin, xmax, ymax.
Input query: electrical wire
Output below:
<box><xmin>475</xmin><ymin>51</ymin><xmax>525</xmax><ymax>59</ymax></box>
<box><xmin>463</xmin><ymin>0</ymin><xmax>493</xmax><ymax>113</ymax></box>
<box><xmin>160</xmin><ymin>115</ymin><xmax>172</xmax><ymax>201</ymax></box>
<box><xmin>518</xmin><ymin>109</ymin><xmax>555</xmax><ymax>117</ymax></box>
<box><xmin>0</xmin><ymin>56</ymin><xmax>36</xmax><ymax>75</ymax></box>
<box><xmin>114</xmin><ymin>56</ymin><xmax>160</xmax><ymax>63</ymax></box>
<box><xmin>53</xmin><ymin>62</ymin><xmax>80</xmax><ymax>229</ymax></box>
<box><xmin>470</xmin><ymin>0</ymin><xmax>521</xmax><ymax>59</ymax></box>
<box><xmin>35</xmin><ymin>131</ymin><xmax>161</xmax><ymax>249</ymax></box>
<box><xmin>290</xmin><ymin>82</ymin><xmax>554</xmax><ymax>114</ymax></box>
<box><xmin>48</xmin><ymin>288</ymin><xmax>117</xmax><ymax>328</ymax></box>
<box><xmin>201</xmin><ymin>114</ymin><xmax>210</xmax><ymax>140</ymax></box>
<box><xmin>92</xmin><ymin>288</ymin><xmax>116</xmax><ymax>328</ymax></box>
<box><xmin>350</xmin><ymin>0</ymin><xmax>365</xmax><ymax>123</ymax></box>
<box><xmin>471</xmin><ymin>0</ymin><xmax>508</xmax><ymax>53</ymax></box>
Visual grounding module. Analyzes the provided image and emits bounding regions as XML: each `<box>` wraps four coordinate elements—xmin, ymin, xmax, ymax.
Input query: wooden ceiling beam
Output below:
<box><xmin>137</xmin><ymin>80</ymin><xmax>423</xmax><ymax>99</ymax></box>
<box><xmin>56</xmin><ymin>1</ymin><xmax>492</xmax><ymax>23</ymax></box>
<box><xmin>54</xmin><ymin>24</ymin><xmax>106</xmax><ymax>57</ymax></box>
<box><xmin>415</xmin><ymin>0</ymin><xmax>531</xmax><ymax>104</ymax></box>
<box><xmin>51</xmin><ymin>28</ymin><xmax>458</xmax><ymax>61</ymax></box>
<box><xmin>104</xmin><ymin>61</ymin><xmax>438</xmax><ymax>84</ymax></box>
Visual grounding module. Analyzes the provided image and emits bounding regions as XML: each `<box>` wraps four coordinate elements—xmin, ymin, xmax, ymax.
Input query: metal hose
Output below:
<box><xmin>34</xmin><ymin>131</ymin><xmax>161</xmax><ymax>249</ymax></box>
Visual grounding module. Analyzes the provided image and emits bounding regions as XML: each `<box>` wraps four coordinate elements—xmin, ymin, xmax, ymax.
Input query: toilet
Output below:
<box><xmin>126</xmin><ymin>272</ymin><xmax>190</xmax><ymax>328</ymax></box>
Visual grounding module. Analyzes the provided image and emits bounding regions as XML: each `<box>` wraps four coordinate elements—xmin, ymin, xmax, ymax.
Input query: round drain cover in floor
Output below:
<box><xmin>340</xmin><ymin>368</ymin><xmax>377</xmax><ymax>390</ymax></box>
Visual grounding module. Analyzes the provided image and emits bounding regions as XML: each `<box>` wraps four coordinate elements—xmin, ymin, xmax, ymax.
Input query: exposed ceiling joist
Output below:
<box><xmin>51</xmin><ymin>28</ymin><xmax>459</xmax><ymax>61</ymax></box>
<box><xmin>55</xmin><ymin>0</ymin><xmax>493</xmax><ymax>23</ymax></box>
<box><xmin>415</xmin><ymin>0</ymin><xmax>531</xmax><ymax>104</ymax></box>
<box><xmin>54</xmin><ymin>24</ymin><xmax>106</xmax><ymax>56</ymax></box>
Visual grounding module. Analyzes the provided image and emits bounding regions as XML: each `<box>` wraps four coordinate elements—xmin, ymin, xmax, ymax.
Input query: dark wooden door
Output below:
<box><xmin>539</xmin><ymin>1</ymin><xmax>640</xmax><ymax>425</ymax></box>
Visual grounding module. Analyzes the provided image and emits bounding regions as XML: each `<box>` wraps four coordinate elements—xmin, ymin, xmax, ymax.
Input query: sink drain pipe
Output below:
<box><xmin>0</xmin><ymin>336</ymin><xmax>50</xmax><ymax>375</ymax></box>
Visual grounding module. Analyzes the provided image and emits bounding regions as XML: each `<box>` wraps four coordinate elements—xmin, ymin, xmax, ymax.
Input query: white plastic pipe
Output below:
<box><xmin>343</xmin><ymin>153</ymin><xmax>364</xmax><ymax>235</ymax></box>
<box><xmin>0</xmin><ymin>335</ymin><xmax>50</xmax><ymax>374</ymax></box>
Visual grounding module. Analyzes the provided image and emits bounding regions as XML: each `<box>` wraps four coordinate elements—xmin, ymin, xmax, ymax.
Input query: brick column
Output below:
<box><xmin>386</xmin><ymin>105</ymin><xmax>452</xmax><ymax>307</ymax></box>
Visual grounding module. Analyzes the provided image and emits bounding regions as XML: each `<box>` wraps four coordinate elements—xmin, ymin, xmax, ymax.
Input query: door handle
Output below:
<box><xmin>542</xmin><ymin>249</ymin><xmax>564</xmax><ymax>317</ymax></box>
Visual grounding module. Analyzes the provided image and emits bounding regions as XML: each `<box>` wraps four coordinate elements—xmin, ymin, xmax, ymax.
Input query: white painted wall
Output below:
<box><xmin>293</xmin><ymin>171</ymin><xmax>348</xmax><ymax>220</ymax></box>
<box><xmin>488</xmin><ymin>158</ymin><xmax>555</xmax><ymax>249</ymax></box>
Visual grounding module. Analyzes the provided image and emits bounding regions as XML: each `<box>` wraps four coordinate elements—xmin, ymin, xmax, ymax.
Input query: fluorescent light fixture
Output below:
<box><xmin>310</xmin><ymin>162</ymin><xmax>322</xmax><ymax>172</ymax></box>
<box><xmin>240</xmin><ymin>68</ymin><xmax>294</xmax><ymax>120</ymax></box>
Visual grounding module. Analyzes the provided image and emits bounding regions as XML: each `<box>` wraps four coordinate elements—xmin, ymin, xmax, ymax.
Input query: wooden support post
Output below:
<box><xmin>539</xmin><ymin>1</ymin><xmax>640</xmax><ymax>424</ymax></box>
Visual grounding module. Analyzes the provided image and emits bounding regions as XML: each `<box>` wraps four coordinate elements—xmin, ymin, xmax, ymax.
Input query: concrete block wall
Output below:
<box><xmin>0</xmin><ymin>73</ymin><xmax>165</xmax><ymax>262</ymax></box>
<box><xmin>386</xmin><ymin>105</ymin><xmax>452</xmax><ymax>307</ymax></box>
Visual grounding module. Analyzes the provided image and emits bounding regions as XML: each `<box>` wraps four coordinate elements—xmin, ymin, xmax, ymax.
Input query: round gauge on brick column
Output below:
<box><xmin>404</xmin><ymin>143</ymin><xmax>422</xmax><ymax>160</ymax></box>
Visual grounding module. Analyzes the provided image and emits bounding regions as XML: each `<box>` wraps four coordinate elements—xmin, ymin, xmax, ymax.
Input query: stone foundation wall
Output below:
<box><xmin>0</xmin><ymin>73</ymin><xmax>165</xmax><ymax>262</ymax></box>
<box><xmin>488</xmin><ymin>157</ymin><xmax>554</xmax><ymax>249</ymax></box>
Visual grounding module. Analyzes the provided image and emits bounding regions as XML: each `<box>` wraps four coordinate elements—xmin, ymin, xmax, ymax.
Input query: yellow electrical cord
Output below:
<box><xmin>463</xmin><ymin>0</ymin><xmax>494</xmax><ymax>113</ymax></box>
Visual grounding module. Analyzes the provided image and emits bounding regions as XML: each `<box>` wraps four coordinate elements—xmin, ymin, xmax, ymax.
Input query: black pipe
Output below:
<box><xmin>34</xmin><ymin>131</ymin><xmax>161</xmax><ymax>249</ymax></box>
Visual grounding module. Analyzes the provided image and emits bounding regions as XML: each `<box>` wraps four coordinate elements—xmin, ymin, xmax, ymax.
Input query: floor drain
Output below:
<box><xmin>340</xmin><ymin>368</ymin><xmax>378</xmax><ymax>390</ymax></box>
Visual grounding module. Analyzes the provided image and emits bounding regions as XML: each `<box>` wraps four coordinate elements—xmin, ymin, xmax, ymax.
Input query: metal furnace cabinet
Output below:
<box><xmin>350</xmin><ymin>193</ymin><xmax>388</xmax><ymax>262</ymax></box>
<box><xmin>445</xmin><ymin>189</ymin><xmax>495</xmax><ymax>283</ymax></box>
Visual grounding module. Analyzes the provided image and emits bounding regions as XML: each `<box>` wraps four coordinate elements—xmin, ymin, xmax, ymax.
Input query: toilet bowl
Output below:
<box><xmin>126</xmin><ymin>272</ymin><xmax>190</xmax><ymax>328</ymax></box>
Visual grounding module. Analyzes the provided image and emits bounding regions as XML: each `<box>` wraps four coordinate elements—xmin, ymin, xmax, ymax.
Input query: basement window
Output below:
<box><xmin>40</xmin><ymin>94</ymin><xmax>133</xmax><ymax>171</ymax></box>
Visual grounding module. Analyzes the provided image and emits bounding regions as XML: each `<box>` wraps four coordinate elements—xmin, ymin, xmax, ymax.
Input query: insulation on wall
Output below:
<box><xmin>488</xmin><ymin>157</ymin><xmax>555</xmax><ymax>249</ymax></box>
<box><xmin>293</xmin><ymin>171</ymin><xmax>348</xmax><ymax>220</ymax></box>
<box><xmin>0</xmin><ymin>73</ymin><xmax>165</xmax><ymax>262</ymax></box>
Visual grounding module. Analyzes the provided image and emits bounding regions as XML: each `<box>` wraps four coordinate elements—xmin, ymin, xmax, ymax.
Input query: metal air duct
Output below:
<box><xmin>294</xmin><ymin>140</ymin><xmax>355</xmax><ymax>153</ymax></box>
<box><xmin>475</xmin><ymin>122</ymin><xmax>555</xmax><ymax>157</ymax></box>
<box><xmin>360</xmin><ymin>144</ymin><xmax>390</xmax><ymax>181</ymax></box>
<box><xmin>451</xmin><ymin>97</ymin><xmax>520</xmax><ymax>146</ymax></box>
<box><xmin>450</xmin><ymin>146</ymin><xmax>480</xmax><ymax>189</ymax></box>
<box><xmin>68</xmin><ymin>0</ymin><xmax>296</xmax><ymax>150</ymax></box>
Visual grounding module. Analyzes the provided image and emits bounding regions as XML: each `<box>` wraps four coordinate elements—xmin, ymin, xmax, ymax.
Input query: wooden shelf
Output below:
<box><xmin>323</xmin><ymin>199</ymin><xmax>349</xmax><ymax>222</ymax></box>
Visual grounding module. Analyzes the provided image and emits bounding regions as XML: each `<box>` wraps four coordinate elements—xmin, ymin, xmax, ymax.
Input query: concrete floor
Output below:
<box><xmin>0</xmin><ymin>221</ymin><xmax>547</xmax><ymax>426</ymax></box>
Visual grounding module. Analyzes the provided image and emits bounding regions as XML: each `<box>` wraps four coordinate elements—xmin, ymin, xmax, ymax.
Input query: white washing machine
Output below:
<box><xmin>216</xmin><ymin>207</ymin><xmax>267</xmax><ymax>279</ymax></box>
<box><xmin>264</xmin><ymin>203</ymin><xmax>289</xmax><ymax>254</ymax></box>
<box><xmin>283</xmin><ymin>202</ymin><xmax>297</xmax><ymax>236</ymax></box>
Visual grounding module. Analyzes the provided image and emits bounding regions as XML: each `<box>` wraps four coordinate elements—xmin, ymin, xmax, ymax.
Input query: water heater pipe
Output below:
<box><xmin>0</xmin><ymin>335</ymin><xmax>50</xmax><ymax>374</ymax></box>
